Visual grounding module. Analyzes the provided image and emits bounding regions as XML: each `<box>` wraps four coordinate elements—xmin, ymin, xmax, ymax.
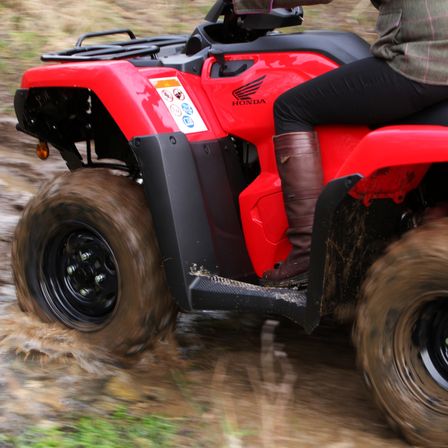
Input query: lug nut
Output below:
<box><xmin>80</xmin><ymin>288</ymin><xmax>90</xmax><ymax>297</ymax></box>
<box><xmin>66</xmin><ymin>265</ymin><xmax>77</xmax><ymax>275</ymax></box>
<box><xmin>95</xmin><ymin>274</ymin><xmax>106</xmax><ymax>285</ymax></box>
<box><xmin>80</xmin><ymin>251</ymin><xmax>92</xmax><ymax>262</ymax></box>
<box><xmin>445</xmin><ymin>338</ymin><xmax>448</xmax><ymax>346</ymax></box>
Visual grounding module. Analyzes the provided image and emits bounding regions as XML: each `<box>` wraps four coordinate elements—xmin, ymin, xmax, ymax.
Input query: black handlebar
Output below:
<box><xmin>205</xmin><ymin>0</ymin><xmax>232</xmax><ymax>22</ymax></box>
<box><xmin>205</xmin><ymin>0</ymin><xmax>303</xmax><ymax>29</ymax></box>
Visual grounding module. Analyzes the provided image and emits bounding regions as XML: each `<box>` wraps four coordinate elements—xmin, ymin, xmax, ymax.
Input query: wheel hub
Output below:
<box><xmin>40</xmin><ymin>223</ymin><xmax>119</xmax><ymax>331</ymax></box>
<box><xmin>417</xmin><ymin>300</ymin><xmax>448</xmax><ymax>391</ymax></box>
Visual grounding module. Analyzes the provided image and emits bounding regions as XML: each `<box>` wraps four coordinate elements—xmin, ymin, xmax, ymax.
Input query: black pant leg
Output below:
<box><xmin>274</xmin><ymin>57</ymin><xmax>448</xmax><ymax>134</ymax></box>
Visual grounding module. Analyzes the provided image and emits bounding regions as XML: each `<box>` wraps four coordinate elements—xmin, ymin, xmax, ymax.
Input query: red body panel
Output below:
<box><xmin>336</xmin><ymin>125</ymin><xmax>448</xmax><ymax>177</ymax></box>
<box><xmin>21</xmin><ymin>53</ymin><xmax>448</xmax><ymax>276</ymax></box>
<box><xmin>201</xmin><ymin>53</ymin><xmax>340</xmax><ymax>172</ymax></box>
<box><xmin>21</xmin><ymin>62</ymin><xmax>226</xmax><ymax>142</ymax></box>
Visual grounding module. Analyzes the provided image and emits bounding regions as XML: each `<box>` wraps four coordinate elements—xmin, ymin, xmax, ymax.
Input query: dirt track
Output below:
<box><xmin>0</xmin><ymin>119</ymin><xmax>407</xmax><ymax>446</ymax></box>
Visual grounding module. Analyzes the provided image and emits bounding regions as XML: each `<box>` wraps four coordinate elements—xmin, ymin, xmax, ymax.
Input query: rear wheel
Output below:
<box><xmin>355</xmin><ymin>219</ymin><xmax>448</xmax><ymax>447</ymax></box>
<box><xmin>12</xmin><ymin>169</ymin><xmax>177</xmax><ymax>358</ymax></box>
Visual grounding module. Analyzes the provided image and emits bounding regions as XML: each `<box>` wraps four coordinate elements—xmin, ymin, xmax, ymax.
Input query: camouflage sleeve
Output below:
<box><xmin>232</xmin><ymin>0</ymin><xmax>273</xmax><ymax>14</ymax></box>
<box><xmin>233</xmin><ymin>0</ymin><xmax>327</xmax><ymax>14</ymax></box>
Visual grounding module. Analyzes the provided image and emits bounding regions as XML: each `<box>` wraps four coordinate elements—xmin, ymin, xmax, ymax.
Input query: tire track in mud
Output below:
<box><xmin>0</xmin><ymin>119</ymin><xmax>407</xmax><ymax>446</ymax></box>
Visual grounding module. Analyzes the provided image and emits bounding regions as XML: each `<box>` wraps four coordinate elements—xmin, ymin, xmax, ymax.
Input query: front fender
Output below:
<box><xmin>22</xmin><ymin>61</ymin><xmax>167</xmax><ymax>139</ymax></box>
<box><xmin>20</xmin><ymin>61</ymin><xmax>224</xmax><ymax>142</ymax></box>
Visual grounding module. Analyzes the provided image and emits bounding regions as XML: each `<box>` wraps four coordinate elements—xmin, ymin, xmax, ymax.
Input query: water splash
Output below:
<box><xmin>0</xmin><ymin>302</ymin><xmax>115</xmax><ymax>375</ymax></box>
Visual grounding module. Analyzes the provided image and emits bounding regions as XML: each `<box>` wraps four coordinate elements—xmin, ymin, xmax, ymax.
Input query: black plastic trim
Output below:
<box><xmin>159</xmin><ymin>48</ymin><xmax>210</xmax><ymax>75</ymax></box>
<box><xmin>138</xmin><ymin>29</ymin><xmax>371</xmax><ymax>74</ymax></box>
<box><xmin>210</xmin><ymin>59</ymin><xmax>254</xmax><ymax>78</ymax></box>
<box><xmin>132</xmin><ymin>132</ymin><xmax>362</xmax><ymax>332</ymax></box>
<box><xmin>14</xmin><ymin>88</ymin><xmax>83</xmax><ymax>169</ymax></box>
<box><xmin>14</xmin><ymin>89</ymin><xmax>28</xmax><ymax>127</ymax></box>
<box><xmin>306</xmin><ymin>174</ymin><xmax>363</xmax><ymax>330</ymax></box>
<box><xmin>130</xmin><ymin>59</ymin><xmax>164</xmax><ymax>68</ymax></box>
<box><xmin>211</xmin><ymin>31</ymin><xmax>372</xmax><ymax>65</ymax></box>
<box><xmin>190</xmin><ymin>274</ymin><xmax>307</xmax><ymax>327</ymax></box>
<box><xmin>75</xmin><ymin>29</ymin><xmax>136</xmax><ymax>47</ymax></box>
<box><xmin>205</xmin><ymin>0</ymin><xmax>228</xmax><ymax>22</ymax></box>
<box><xmin>42</xmin><ymin>35</ymin><xmax>188</xmax><ymax>63</ymax></box>
<box><xmin>240</xmin><ymin>7</ymin><xmax>303</xmax><ymax>30</ymax></box>
<box><xmin>131</xmin><ymin>131</ymin><xmax>309</xmax><ymax>329</ymax></box>
<box><xmin>190</xmin><ymin>138</ymin><xmax>254</xmax><ymax>279</ymax></box>
<box><xmin>131</xmin><ymin>133</ymin><xmax>218</xmax><ymax>311</ymax></box>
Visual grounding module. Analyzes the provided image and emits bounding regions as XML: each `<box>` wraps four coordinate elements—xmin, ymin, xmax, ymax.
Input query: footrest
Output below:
<box><xmin>189</xmin><ymin>272</ymin><xmax>308</xmax><ymax>328</ymax></box>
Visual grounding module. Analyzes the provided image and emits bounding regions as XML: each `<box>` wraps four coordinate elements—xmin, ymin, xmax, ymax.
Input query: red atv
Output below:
<box><xmin>12</xmin><ymin>1</ymin><xmax>448</xmax><ymax>445</ymax></box>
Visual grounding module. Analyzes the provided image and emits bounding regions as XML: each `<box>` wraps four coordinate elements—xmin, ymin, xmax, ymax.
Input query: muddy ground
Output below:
<box><xmin>0</xmin><ymin>119</ymin><xmax>407</xmax><ymax>446</ymax></box>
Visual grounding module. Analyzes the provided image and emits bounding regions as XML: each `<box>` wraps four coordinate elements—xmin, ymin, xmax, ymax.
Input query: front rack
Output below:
<box><xmin>41</xmin><ymin>29</ymin><xmax>188</xmax><ymax>62</ymax></box>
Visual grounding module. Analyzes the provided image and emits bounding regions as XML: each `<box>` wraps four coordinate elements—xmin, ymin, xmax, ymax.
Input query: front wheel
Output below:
<box><xmin>12</xmin><ymin>169</ymin><xmax>177</xmax><ymax>358</ymax></box>
<box><xmin>355</xmin><ymin>219</ymin><xmax>448</xmax><ymax>447</ymax></box>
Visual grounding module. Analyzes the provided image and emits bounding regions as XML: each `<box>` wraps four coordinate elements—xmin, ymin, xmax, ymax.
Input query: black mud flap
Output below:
<box><xmin>306</xmin><ymin>174</ymin><xmax>362</xmax><ymax>330</ymax></box>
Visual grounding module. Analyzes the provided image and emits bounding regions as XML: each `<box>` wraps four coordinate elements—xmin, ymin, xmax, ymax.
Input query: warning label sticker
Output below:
<box><xmin>150</xmin><ymin>77</ymin><xmax>208</xmax><ymax>134</ymax></box>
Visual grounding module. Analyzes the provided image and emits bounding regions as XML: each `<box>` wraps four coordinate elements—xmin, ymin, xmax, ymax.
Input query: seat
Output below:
<box><xmin>213</xmin><ymin>30</ymin><xmax>372</xmax><ymax>65</ymax></box>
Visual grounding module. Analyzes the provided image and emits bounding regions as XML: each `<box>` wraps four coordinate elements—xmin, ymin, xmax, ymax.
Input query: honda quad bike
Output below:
<box><xmin>11</xmin><ymin>1</ymin><xmax>448</xmax><ymax>445</ymax></box>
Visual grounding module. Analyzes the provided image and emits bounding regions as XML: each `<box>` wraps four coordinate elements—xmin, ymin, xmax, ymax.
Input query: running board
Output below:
<box><xmin>189</xmin><ymin>273</ymin><xmax>309</xmax><ymax>330</ymax></box>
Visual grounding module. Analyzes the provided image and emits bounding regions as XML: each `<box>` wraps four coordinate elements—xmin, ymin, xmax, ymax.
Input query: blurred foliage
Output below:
<box><xmin>0</xmin><ymin>0</ymin><xmax>376</xmax><ymax>115</ymax></box>
<box><xmin>0</xmin><ymin>408</ymin><xmax>178</xmax><ymax>448</ymax></box>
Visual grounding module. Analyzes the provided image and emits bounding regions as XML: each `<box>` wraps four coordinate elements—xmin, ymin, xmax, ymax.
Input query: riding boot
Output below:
<box><xmin>262</xmin><ymin>132</ymin><xmax>323</xmax><ymax>287</ymax></box>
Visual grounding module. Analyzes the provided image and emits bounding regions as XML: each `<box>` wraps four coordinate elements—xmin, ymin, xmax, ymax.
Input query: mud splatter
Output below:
<box><xmin>0</xmin><ymin>303</ymin><xmax>115</xmax><ymax>374</ymax></box>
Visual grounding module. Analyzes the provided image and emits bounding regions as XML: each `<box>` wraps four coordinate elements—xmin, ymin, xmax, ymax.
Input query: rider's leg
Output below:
<box><xmin>263</xmin><ymin>56</ymin><xmax>448</xmax><ymax>286</ymax></box>
<box><xmin>262</xmin><ymin>131</ymin><xmax>322</xmax><ymax>286</ymax></box>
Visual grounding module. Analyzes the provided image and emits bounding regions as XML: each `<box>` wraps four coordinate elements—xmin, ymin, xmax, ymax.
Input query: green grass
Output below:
<box><xmin>0</xmin><ymin>409</ymin><xmax>178</xmax><ymax>448</ymax></box>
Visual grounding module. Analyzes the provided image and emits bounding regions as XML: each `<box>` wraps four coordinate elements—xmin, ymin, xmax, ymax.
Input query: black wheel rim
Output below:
<box><xmin>39</xmin><ymin>221</ymin><xmax>119</xmax><ymax>331</ymax></box>
<box><xmin>417</xmin><ymin>300</ymin><xmax>448</xmax><ymax>391</ymax></box>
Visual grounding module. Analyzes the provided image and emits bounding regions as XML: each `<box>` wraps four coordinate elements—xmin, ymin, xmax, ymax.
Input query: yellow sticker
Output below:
<box><xmin>152</xmin><ymin>79</ymin><xmax>181</xmax><ymax>89</ymax></box>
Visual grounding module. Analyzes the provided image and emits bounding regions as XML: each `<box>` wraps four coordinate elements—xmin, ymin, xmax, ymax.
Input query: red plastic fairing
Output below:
<box><xmin>337</xmin><ymin>125</ymin><xmax>448</xmax><ymax>178</ymax></box>
<box><xmin>318</xmin><ymin>126</ymin><xmax>369</xmax><ymax>183</ymax></box>
<box><xmin>22</xmin><ymin>56</ymin><xmax>448</xmax><ymax>278</ymax></box>
<box><xmin>320</xmin><ymin>126</ymin><xmax>434</xmax><ymax>205</ymax></box>
<box><xmin>240</xmin><ymin>122</ymin><xmax>448</xmax><ymax>276</ymax></box>
<box><xmin>21</xmin><ymin>61</ymin><xmax>225</xmax><ymax>141</ymax></box>
<box><xmin>201</xmin><ymin>52</ymin><xmax>342</xmax><ymax>275</ymax></box>
<box><xmin>349</xmin><ymin>164</ymin><xmax>430</xmax><ymax>206</ymax></box>
<box><xmin>237</xmin><ymin>125</ymin><xmax>371</xmax><ymax>276</ymax></box>
<box><xmin>335</xmin><ymin>125</ymin><xmax>448</xmax><ymax>206</ymax></box>
<box><xmin>202</xmin><ymin>52</ymin><xmax>339</xmax><ymax>172</ymax></box>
